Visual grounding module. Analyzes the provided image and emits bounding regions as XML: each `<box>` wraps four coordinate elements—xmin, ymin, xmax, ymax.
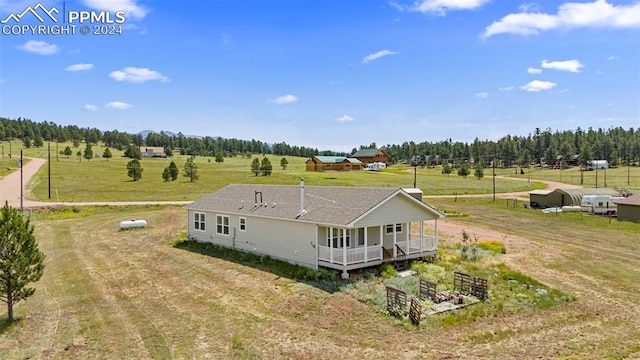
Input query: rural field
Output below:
<box><xmin>1</xmin><ymin>140</ymin><xmax>640</xmax><ymax>359</ymax></box>
<box><xmin>0</xmin><ymin>200</ymin><xmax>638</xmax><ymax>359</ymax></box>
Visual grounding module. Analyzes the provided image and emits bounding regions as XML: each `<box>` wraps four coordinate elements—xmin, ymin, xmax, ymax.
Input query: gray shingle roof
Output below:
<box><xmin>352</xmin><ymin>148</ymin><xmax>385</xmax><ymax>157</ymax></box>
<box><xmin>186</xmin><ymin>184</ymin><xmax>438</xmax><ymax>226</ymax></box>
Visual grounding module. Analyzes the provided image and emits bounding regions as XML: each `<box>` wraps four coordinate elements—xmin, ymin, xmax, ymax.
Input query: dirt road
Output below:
<box><xmin>0</xmin><ymin>158</ymin><xmax>191</xmax><ymax>208</ymax></box>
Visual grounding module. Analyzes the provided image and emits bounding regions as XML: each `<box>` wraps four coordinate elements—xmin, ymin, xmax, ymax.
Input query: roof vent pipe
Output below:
<box><xmin>300</xmin><ymin>178</ymin><xmax>305</xmax><ymax>213</ymax></box>
<box><xmin>254</xmin><ymin>191</ymin><xmax>262</xmax><ymax>207</ymax></box>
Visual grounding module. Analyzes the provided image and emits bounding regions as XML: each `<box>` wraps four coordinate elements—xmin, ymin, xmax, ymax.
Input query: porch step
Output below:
<box><xmin>393</xmin><ymin>261</ymin><xmax>408</xmax><ymax>272</ymax></box>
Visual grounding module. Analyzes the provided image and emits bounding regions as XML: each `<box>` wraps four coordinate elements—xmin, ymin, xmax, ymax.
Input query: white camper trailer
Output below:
<box><xmin>580</xmin><ymin>195</ymin><xmax>624</xmax><ymax>214</ymax></box>
<box><xmin>364</xmin><ymin>162</ymin><xmax>387</xmax><ymax>171</ymax></box>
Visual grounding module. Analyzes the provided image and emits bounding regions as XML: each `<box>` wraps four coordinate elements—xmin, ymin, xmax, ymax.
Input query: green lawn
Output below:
<box><xmin>494</xmin><ymin>165</ymin><xmax>640</xmax><ymax>190</ymax></box>
<box><xmin>4</xmin><ymin>139</ymin><xmax>638</xmax><ymax>202</ymax></box>
<box><xmin>26</xmin><ymin>144</ymin><xmax>541</xmax><ymax>202</ymax></box>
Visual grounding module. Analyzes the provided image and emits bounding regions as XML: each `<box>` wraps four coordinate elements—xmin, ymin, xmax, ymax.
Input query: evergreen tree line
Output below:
<box><xmin>2</xmin><ymin>118</ymin><xmax>639</xmax><ymax>167</ymax></box>
<box><xmin>373</xmin><ymin>127</ymin><xmax>640</xmax><ymax>168</ymax></box>
<box><xmin>0</xmin><ymin>117</ymin><xmax>320</xmax><ymax>158</ymax></box>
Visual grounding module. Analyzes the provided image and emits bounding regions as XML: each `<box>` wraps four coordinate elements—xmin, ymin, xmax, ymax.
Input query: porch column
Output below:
<box><xmin>406</xmin><ymin>222</ymin><xmax>409</xmax><ymax>243</ymax></box>
<box><xmin>342</xmin><ymin>229</ymin><xmax>347</xmax><ymax>266</ymax></box>
<box><xmin>393</xmin><ymin>226</ymin><xmax>397</xmax><ymax>257</ymax></box>
<box><xmin>379</xmin><ymin>225</ymin><xmax>383</xmax><ymax>259</ymax></box>
<box><xmin>420</xmin><ymin>221</ymin><xmax>424</xmax><ymax>253</ymax></box>
<box><xmin>434</xmin><ymin>219</ymin><xmax>439</xmax><ymax>250</ymax></box>
<box><xmin>329</xmin><ymin>227</ymin><xmax>333</xmax><ymax>263</ymax></box>
<box><xmin>364</xmin><ymin>227</ymin><xmax>368</xmax><ymax>262</ymax></box>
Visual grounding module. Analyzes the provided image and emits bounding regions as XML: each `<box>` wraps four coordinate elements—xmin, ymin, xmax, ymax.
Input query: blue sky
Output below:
<box><xmin>0</xmin><ymin>0</ymin><xmax>638</xmax><ymax>152</ymax></box>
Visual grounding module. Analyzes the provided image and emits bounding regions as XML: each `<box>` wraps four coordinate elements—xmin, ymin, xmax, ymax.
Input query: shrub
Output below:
<box><xmin>460</xmin><ymin>245</ymin><xmax>482</xmax><ymax>262</ymax></box>
<box><xmin>477</xmin><ymin>240</ymin><xmax>506</xmax><ymax>254</ymax></box>
<box><xmin>379</xmin><ymin>263</ymin><xmax>396</xmax><ymax>278</ymax></box>
<box><xmin>411</xmin><ymin>262</ymin><xmax>447</xmax><ymax>283</ymax></box>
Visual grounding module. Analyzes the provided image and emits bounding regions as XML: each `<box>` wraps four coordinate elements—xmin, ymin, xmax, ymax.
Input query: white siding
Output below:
<box><xmin>352</xmin><ymin>196</ymin><xmax>438</xmax><ymax>228</ymax></box>
<box><xmin>187</xmin><ymin>210</ymin><xmax>317</xmax><ymax>269</ymax></box>
<box><xmin>187</xmin><ymin>210</ymin><xmax>215</xmax><ymax>243</ymax></box>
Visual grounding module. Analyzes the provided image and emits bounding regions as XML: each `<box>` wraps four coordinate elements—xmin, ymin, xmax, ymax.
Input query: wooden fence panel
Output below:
<box><xmin>409</xmin><ymin>296</ymin><xmax>422</xmax><ymax>325</ymax></box>
<box><xmin>386</xmin><ymin>286</ymin><xmax>407</xmax><ymax>313</ymax></box>
<box><xmin>419</xmin><ymin>278</ymin><xmax>438</xmax><ymax>302</ymax></box>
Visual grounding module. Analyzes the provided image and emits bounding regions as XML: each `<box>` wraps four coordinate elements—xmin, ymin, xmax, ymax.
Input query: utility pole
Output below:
<box><xmin>48</xmin><ymin>142</ymin><xmax>51</xmax><ymax>199</ymax></box>
<box><xmin>492</xmin><ymin>155</ymin><xmax>496</xmax><ymax>202</ymax></box>
<box><xmin>20</xmin><ymin>150</ymin><xmax>23</xmax><ymax>212</ymax></box>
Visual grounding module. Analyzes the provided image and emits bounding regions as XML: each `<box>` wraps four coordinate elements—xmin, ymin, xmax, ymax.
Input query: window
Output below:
<box><xmin>357</xmin><ymin>228</ymin><xmax>365</xmax><ymax>246</ymax></box>
<box><xmin>327</xmin><ymin>228</ymin><xmax>350</xmax><ymax>248</ymax></box>
<box><xmin>194</xmin><ymin>212</ymin><xmax>205</xmax><ymax>231</ymax></box>
<box><xmin>385</xmin><ymin>223</ymin><xmax>402</xmax><ymax>234</ymax></box>
<box><xmin>216</xmin><ymin>215</ymin><xmax>230</xmax><ymax>235</ymax></box>
<box><xmin>239</xmin><ymin>217</ymin><xmax>246</xmax><ymax>232</ymax></box>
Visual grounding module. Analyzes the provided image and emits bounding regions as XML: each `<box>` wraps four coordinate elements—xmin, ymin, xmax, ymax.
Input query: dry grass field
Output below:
<box><xmin>1</xmin><ymin>202</ymin><xmax>638</xmax><ymax>359</ymax></box>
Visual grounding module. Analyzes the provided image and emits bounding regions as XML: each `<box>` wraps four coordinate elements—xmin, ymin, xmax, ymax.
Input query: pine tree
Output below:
<box><xmin>183</xmin><ymin>156</ymin><xmax>199</xmax><ymax>182</ymax></box>
<box><xmin>168</xmin><ymin>161</ymin><xmax>179</xmax><ymax>181</ymax></box>
<box><xmin>474</xmin><ymin>163</ymin><xmax>484</xmax><ymax>180</ymax></box>
<box><xmin>103</xmin><ymin>148</ymin><xmax>113</xmax><ymax>161</ymax></box>
<box><xmin>250</xmin><ymin>158</ymin><xmax>260</xmax><ymax>176</ymax></box>
<box><xmin>126</xmin><ymin>159</ymin><xmax>143</xmax><ymax>181</ymax></box>
<box><xmin>63</xmin><ymin>146</ymin><xmax>72</xmax><ymax>157</ymax></box>
<box><xmin>280</xmin><ymin>157</ymin><xmax>288</xmax><ymax>170</ymax></box>
<box><xmin>441</xmin><ymin>162</ymin><xmax>453</xmax><ymax>176</ymax></box>
<box><xmin>162</xmin><ymin>167</ymin><xmax>171</xmax><ymax>181</ymax></box>
<box><xmin>83</xmin><ymin>144</ymin><xmax>93</xmax><ymax>161</ymax></box>
<box><xmin>164</xmin><ymin>147</ymin><xmax>173</xmax><ymax>157</ymax></box>
<box><xmin>0</xmin><ymin>202</ymin><xmax>46</xmax><ymax>322</ymax></box>
<box><xmin>261</xmin><ymin>157</ymin><xmax>272</xmax><ymax>176</ymax></box>
<box><xmin>457</xmin><ymin>164</ymin><xmax>470</xmax><ymax>178</ymax></box>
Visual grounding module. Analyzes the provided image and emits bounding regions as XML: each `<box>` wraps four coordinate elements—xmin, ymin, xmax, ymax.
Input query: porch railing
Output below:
<box><xmin>318</xmin><ymin>245</ymin><xmax>382</xmax><ymax>265</ymax></box>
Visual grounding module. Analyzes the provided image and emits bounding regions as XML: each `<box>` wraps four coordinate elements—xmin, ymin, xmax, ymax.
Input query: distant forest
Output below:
<box><xmin>1</xmin><ymin>117</ymin><xmax>639</xmax><ymax>167</ymax></box>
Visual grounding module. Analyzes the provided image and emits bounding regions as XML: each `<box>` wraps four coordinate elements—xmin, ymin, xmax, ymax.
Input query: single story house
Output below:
<box><xmin>185</xmin><ymin>180</ymin><xmax>445</xmax><ymax>278</ymax></box>
<box><xmin>305</xmin><ymin>156</ymin><xmax>362</xmax><ymax>171</ymax></box>
<box><xmin>616</xmin><ymin>194</ymin><xmax>640</xmax><ymax>223</ymax></box>
<box><xmin>140</xmin><ymin>146</ymin><xmax>166</xmax><ymax>158</ymax></box>
<box><xmin>529</xmin><ymin>188</ymin><xmax>621</xmax><ymax>208</ymax></box>
<box><xmin>351</xmin><ymin>148</ymin><xmax>390</xmax><ymax>165</ymax></box>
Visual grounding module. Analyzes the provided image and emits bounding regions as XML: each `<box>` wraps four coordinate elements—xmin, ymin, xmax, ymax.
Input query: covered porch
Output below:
<box><xmin>317</xmin><ymin>220</ymin><xmax>439</xmax><ymax>273</ymax></box>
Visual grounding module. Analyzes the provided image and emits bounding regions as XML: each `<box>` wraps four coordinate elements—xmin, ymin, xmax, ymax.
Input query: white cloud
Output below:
<box><xmin>362</xmin><ymin>50</ymin><xmax>398</xmax><ymax>64</ymax></box>
<box><xmin>482</xmin><ymin>0</ymin><xmax>640</xmax><ymax>38</ymax></box>
<box><xmin>520</xmin><ymin>80</ymin><xmax>557</xmax><ymax>92</ymax></box>
<box><xmin>109</xmin><ymin>67</ymin><xmax>169</xmax><ymax>83</ymax></box>
<box><xmin>105</xmin><ymin>101</ymin><xmax>132</xmax><ymax>110</ymax></box>
<box><xmin>499</xmin><ymin>86</ymin><xmax>515</xmax><ymax>91</ymax></box>
<box><xmin>83</xmin><ymin>104</ymin><xmax>98</xmax><ymax>111</ymax></box>
<box><xmin>394</xmin><ymin>0</ymin><xmax>490</xmax><ymax>16</ymax></box>
<box><xmin>65</xmin><ymin>63</ymin><xmax>94</xmax><ymax>72</ymax></box>
<box><xmin>541</xmin><ymin>59</ymin><xmax>584</xmax><ymax>73</ymax></box>
<box><xmin>606</xmin><ymin>55</ymin><xmax>618</xmax><ymax>61</ymax></box>
<box><xmin>82</xmin><ymin>0</ymin><xmax>148</xmax><ymax>20</ymax></box>
<box><xmin>270</xmin><ymin>94</ymin><xmax>298</xmax><ymax>104</ymax></box>
<box><xmin>527</xmin><ymin>67</ymin><xmax>543</xmax><ymax>74</ymax></box>
<box><xmin>336</xmin><ymin>115</ymin><xmax>355</xmax><ymax>123</ymax></box>
<box><xmin>17</xmin><ymin>40</ymin><xmax>58</xmax><ymax>55</ymax></box>
<box><xmin>475</xmin><ymin>92</ymin><xmax>488</xmax><ymax>98</ymax></box>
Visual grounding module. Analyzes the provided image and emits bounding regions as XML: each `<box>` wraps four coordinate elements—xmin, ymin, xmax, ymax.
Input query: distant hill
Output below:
<box><xmin>139</xmin><ymin>130</ymin><xmax>177</xmax><ymax>138</ymax></box>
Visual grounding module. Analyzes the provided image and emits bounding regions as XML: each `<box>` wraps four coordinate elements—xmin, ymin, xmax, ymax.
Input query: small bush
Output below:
<box><xmin>477</xmin><ymin>240</ymin><xmax>506</xmax><ymax>254</ymax></box>
<box><xmin>460</xmin><ymin>245</ymin><xmax>482</xmax><ymax>262</ymax></box>
<box><xmin>379</xmin><ymin>263</ymin><xmax>396</xmax><ymax>278</ymax></box>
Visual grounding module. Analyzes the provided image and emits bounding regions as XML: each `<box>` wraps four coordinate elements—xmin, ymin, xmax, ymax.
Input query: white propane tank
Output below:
<box><xmin>120</xmin><ymin>219</ymin><xmax>147</xmax><ymax>229</ymax></box>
